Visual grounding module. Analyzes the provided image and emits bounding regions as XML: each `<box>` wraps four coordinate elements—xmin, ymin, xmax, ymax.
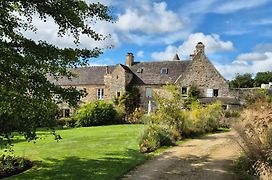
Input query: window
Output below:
<box><xmin>206</xmin><ymin>89</ymin><xmax>219</xmax><ymax>97</ymax></box>
<box><xmin>160</xmin><ymin>68</ymin><xmax>168</xmax><ymax>74</ymax></box>
<box><xmin>146</xmin><ymin>87</ymin><xmax>152</xmax><ymax>97</ymax></box>
<box><xmin>97</xmin><ymin>88</ymin><xmax>104</xmax><ymax>100</ymax></box>
<box><xmin>116</xmin><ymin>91</ymin><xmax>121</xmax><ymax>97</ymax></box>
<box><xmin>64</xmin><ymin>109</ymin><xmax>70</xmax><ymax>117</ymax></box>
<box><xmin>213</xmin><ymin>89</ymin><xmax>219</xmax><ymax>97</ymax></box>
<box><xmin>181</xmin><ymin>87</ymin><xmax>187</xmax><ymax>94</ymax></box>
<box><xmin>137</xmin><ymin>68</ymin><xmax>143</xmax><ymax>73</ymax></box>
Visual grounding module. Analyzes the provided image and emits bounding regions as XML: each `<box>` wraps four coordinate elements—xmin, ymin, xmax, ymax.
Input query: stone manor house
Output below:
<box><xmin>51</xmin><ymin>42</ymin><xmax>238</xmax><ymax>116</ymax></box>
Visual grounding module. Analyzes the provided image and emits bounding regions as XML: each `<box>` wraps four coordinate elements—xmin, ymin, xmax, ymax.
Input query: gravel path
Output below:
<box><xmin>122</xmin><ymin>131</ymin><xmax>241</xmax><ymax>180</ymax></box>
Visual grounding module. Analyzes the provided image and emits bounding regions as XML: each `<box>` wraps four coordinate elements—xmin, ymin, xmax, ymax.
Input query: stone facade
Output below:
<box><xmin>176</xmin><ymin>43</ymin><xmax>230</xmax><ymax>98</ymax></box>
<box><xmin>51</xmin><ymin>42</ymin><xmax>237</xmax><ymax>113</ymax></box>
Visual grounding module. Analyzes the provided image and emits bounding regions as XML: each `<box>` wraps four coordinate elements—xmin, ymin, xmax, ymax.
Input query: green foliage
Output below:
<box><xmin>188</xmin><ymin>84</ymin><xmax>201</xmax><ymax>98</ymax></box>
<box><xmin>139</xmin><ymin>125</ymin><xmax>176</xmax><ymax>153</ymax></box>
<box><xmin>152</xmin><ymin>84</ymin><xmax>187</xmax><ymax>132</ymax></box>
<box><xmin>0</xmin><ymin>1</ymin><xmax>113</xmax><ymax>142</ymax></box>
<box><xmin>113</xmin><ymin>87</ymin><xmax>140</xmax><ymax>122</ymax></box>
<box><xmin>190</xmin><ymin>101</ymin><xmax>223</xmax><ymax>132</ymax></box>
<box><xmin>229</xmin><ymin>73</ymin><xmax>254</xmax><ymax>88</ymax></box>
<box><xmin>183</xmin><ymin>84</ymin><xmax>201</xmax><ymax>109</ymax></box>
<box><xmin>254</xmin><ymin>71</ymin><xmax>272</xmax><ymax>87</ymax></box>
<box><xmin>76</xmin><ymin>101</ymin><xmax>117</xmax><ymax>126</ymax></box>
<box><xmin>224</xmin><ymin>110</ymin><xmax>241</xmax><ymax>118</ymax></box>
<box><xmin>140</xmin><ymin>84</ymin><xmax>225</xmax><ymax>153</ymax></box>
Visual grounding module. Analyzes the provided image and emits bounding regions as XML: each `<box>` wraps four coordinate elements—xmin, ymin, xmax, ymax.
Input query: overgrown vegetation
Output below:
<box><xmin>234</xmin><ymin>89</ymin><xmax>272</xmax><ymax>179</ymax></box>
<box><xmin>113</xmin><ymin>87</ymin><xmax>143</xmax><ymax>123</ymax></box>
<box><xmin>139</xmin><ymin>84</ymin><xmax>226</xmax><ymax>153</ymax></box>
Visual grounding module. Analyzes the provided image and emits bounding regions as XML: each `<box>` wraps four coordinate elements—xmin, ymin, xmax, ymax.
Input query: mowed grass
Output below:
<box><xmin>4</xmin><ymin>124</ymin><xmax>147</xmax><ymax>180</ymax></box>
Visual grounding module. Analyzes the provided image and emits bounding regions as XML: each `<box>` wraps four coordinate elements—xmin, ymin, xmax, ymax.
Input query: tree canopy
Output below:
<box><xmin>229</xmin><ymin>73</ymin><xmax>254</xmax><ymax>88</ymax></box>
<box><xmin>229</xmin><ymin>72</ymin><xmax>272</xmax><ymax>88</ymax></box>
<box><xmin>0</xmin><ymin>0</ymin><xmax>112</xmax><ymax>141</ymax></box>
<box><xmin>254</xmin><ymin>72</ymin><xmax>272</xmax><ymax>87</ymax></box>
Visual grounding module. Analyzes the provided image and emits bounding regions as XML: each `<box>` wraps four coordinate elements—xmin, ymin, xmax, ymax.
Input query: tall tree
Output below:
<box><xmin>254</xmin><ymin>71</ymin><xmax>272</xmax><ymax>87</ymax></box>
<box><xmin>0</xmin><ymin>1</ymin><xmax>112</xmax><ymax>141</ymax></box>
<box><xmin>229</xmin><ymin>73</ymin><xmax>254</xmax><ymax>88</ymax></box>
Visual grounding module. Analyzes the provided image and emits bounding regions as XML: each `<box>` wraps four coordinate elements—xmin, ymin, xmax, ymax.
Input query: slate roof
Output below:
<box><xmin>48</xmin><ymin>60</ymin><xmax>191</xmax><ymax>86</ymax></box>
<box><xmin>48</xmin><ymin>66</ymin><xmax>116</xmax><ymax>86</ymax></box>
<box><xmin>129</xmin><ymin>60</ymin><xmax>190</xmax><ymax>85</ymax></box>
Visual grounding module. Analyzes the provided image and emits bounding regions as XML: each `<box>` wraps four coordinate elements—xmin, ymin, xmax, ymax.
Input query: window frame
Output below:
<box><xmin>160</xmin><ymin>68</ymin><xmax>168</xmax><ymax>74</ymax></box>
<box><xmin>145</xmin><ymin>87</ymin><xmax>152</xmax><ymax>98</ymax></box>
<box><xmin>213</xmin><ymin>89</ymin><xmax>219</xmax><ymax>97</ymax></box>
<box><xmin>97</xmin><ymin>88</ymin><xmax>104</xmax><ymax>100</ymax></box>
<box><xmin>181</xmin><ymin>87</ymin><xmax>187</xmax><ymax>95</ymax></box>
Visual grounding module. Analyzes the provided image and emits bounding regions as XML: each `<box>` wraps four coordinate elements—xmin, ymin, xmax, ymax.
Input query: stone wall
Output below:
<box><xmin>136</xmin><ymin>85</ymin><xmax>166</xmax><ymax>111</ymax></box>
<box><xmin>107</xmin><ymin>65</ymin><xmax>133</xmax><ymax>100</ymax></box>
<box><xmin>177</xmin><ymin>52</ymin><xmax>230</xmax><ymax>97</ymax></box>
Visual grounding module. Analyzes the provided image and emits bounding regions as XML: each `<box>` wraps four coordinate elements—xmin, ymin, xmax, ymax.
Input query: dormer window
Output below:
<box><xmin>137</xmin><ymin>68</ymin><xmax>143</xmax><ymax>73</ymax></box>
<box><xmin>161</xmin><ymin>68</ymin><xmax>168</xmax><ymax>74</ymax></box>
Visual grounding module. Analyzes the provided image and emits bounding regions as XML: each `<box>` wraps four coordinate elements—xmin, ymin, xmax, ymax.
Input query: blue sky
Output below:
<box><xmin>23</xmin><ymin>0</ymin><xmax>272</xmax><ymax>80</ymax></box>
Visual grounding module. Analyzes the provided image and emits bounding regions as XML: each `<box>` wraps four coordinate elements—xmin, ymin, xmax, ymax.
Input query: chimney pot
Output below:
<box><xmin>126</xmin><ymin>53</ymin><xmax>134</xmax><ymax>67</ymax></box>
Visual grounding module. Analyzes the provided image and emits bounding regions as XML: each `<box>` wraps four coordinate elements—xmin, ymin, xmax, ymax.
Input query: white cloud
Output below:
<box><xmin>137</xmin><ymin>51</ymin><xmax>144</xmax><ymax>58</ymax></box>
<box><xmin>215</xmin><ymin>44</ymin><xmax>272</xmax><ymax>79</ymax></box>
<box><xmin>20</xmin><ymin>15</ymin><xmax>119</xmax><ymax>49</ymax></box>
<box><xmin>179</xmin><ymin>33</ymin><xmax>234</xmax><ymax>55</ymax></box>
<box><xmin>236</xmin><ymin>52</ymin><xmax>268</xmax><ymax>62</ymax></box>
<box><xmin>214</xmin><ymin>0</ymin><xmax>268</xmax><ymax>13</ymax></box>
<box><xmin>151</xmin><ymin>45</ymin><xmax>178</xmax><ymax>60</ymax></box>
<box><xmin>182</xmin><ymin>0</ymin><xmax>269</xmax><ymax>15</ymax></box>
<box><xmin>151</xmin><ymin>33</ymin><xmax>234</xmax><ymax>60</ymax></box>
<box><xmin>115</xmin><ymin>2</ymin><xmax>186</xmax><ymax>34</ymax></box>
<box><xmin>254</xmin><ymin>43</ymin><xmax>272</xmax><ymax>53</ymax></box>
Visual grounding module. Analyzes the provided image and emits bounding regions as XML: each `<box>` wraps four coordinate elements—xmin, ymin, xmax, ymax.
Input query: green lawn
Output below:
<box><xmin>3</xmin><ymin>124</ymin><xmax>147</xmax><ymax>180</ymax></box>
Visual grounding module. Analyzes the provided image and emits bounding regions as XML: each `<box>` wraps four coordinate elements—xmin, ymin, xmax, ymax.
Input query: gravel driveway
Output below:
<box><xmin>122</xmin><ymin>131</ymin><xmax>241</xmax><ymax>180</ymax></box>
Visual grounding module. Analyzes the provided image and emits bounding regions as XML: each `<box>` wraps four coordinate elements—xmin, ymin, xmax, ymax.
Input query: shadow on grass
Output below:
<box><xmin>10</xmin><ymin>149</ymin><xmax>146</xmax><ymax>180</ymax></box>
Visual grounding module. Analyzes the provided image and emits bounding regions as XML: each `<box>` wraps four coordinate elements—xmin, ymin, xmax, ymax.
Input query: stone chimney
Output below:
<box><xmin>125</xmin><ymin>53</ymin><xmax>134</xmax><ymax>67</ymax></box>
<box><xmin>196</xmin><ymin>42</ymin><xmax>205</xmax><ymax>53</ymax></box>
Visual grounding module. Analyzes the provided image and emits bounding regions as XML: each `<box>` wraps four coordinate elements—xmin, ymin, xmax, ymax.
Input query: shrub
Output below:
<box><xmin>0</xmin><ymin>155</ymin><xmax>32</xmax><ymax>179</ymax></box>
<box><xmin>76</xmin><ymin>101</ymin><xmax>117</xmax><ymax>127</ymax></box>
<box><xmin>127</xmin><ymin>108</ymin><xmax>144</xmax><ymax>124</ymax></box>
<box><xmin>139</xmin><ymin>125</ymin><xmax>176</xmax><ymax>153</ymax></box>
<box><xmin>57</xmin><ymin>117</ymin><xmax>77</xmax><ymax>127</ymax></box>
<box><xmin>189</xmin><ymin>101</ymin><xmax>223</xmax><ymax>133</ymax></box>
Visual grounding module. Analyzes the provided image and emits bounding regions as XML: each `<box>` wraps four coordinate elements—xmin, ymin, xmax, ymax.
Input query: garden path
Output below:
<box><xmin>122</xmin><ymin>131</ymin><xmax>241</xmax><ymax>180</ymax></box>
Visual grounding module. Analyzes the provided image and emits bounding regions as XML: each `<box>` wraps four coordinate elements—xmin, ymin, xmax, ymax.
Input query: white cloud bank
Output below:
<box><xmin>115</xmin><ymin>2</ymin><xmax>185</xmax><ymax>34</ymax></box>
<box><xmin>151</xmin><ymin>33</ymin><xmax>234</xmax><ymax>60</ymax></box>
<box><xmin>215</xmin><ymin>44</ymin><xmax>272</xmax><ymax>79</ymax></box>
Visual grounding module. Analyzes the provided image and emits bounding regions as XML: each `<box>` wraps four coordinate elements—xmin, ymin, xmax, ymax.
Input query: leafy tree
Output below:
<box><xmin>229</xmin><ymin>73</ymin><xmax>254</xmax><ymax>88</ymax></box>
<box><xmin>0</xmin><ymin>1</ymin><xmax>112</xmax><ymax>141</ymax></box>
<box><xmin>254</xmin><ymin>71</ymin><xmax>272</xmax><ymax>87</ymax></box>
